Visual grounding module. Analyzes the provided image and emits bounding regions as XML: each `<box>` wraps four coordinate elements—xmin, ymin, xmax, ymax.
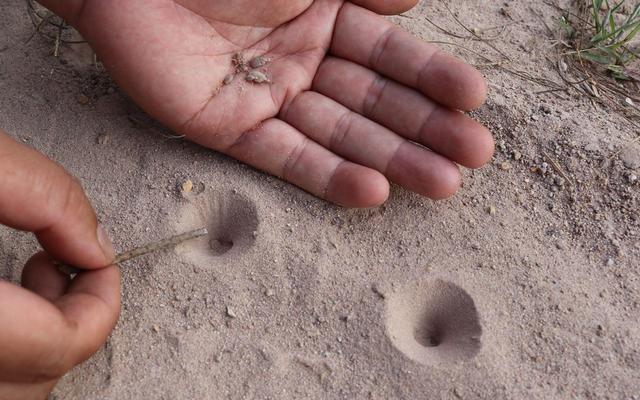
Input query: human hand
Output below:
<box><xmin>0</xmin><ymin>131</ymin><xmax>120</xmax><ymax>400</ymax></box>
<box><xmin>41</xmin><ymin>0</ymin><xmax>494</xmax><ymax>207</ymax></box>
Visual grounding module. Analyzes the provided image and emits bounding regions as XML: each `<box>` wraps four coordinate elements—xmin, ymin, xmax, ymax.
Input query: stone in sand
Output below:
<box><xmin>181</xmin><ymin>179</ymin><xmax>194</xmax><ymax>193</ymax></box>
<box><xmin>97</xmin><ymin>134</ymin><xmax>111</xmax><ymax>145</ymax></box>
<box><xmin>77</xmin><ymin>94</ymin><xmax>90</xmax><ymax>105</ymax></box>
<box><xmin>226</xmin><ymin>306</ymin><xmax>237</xmax><ymax>318</ymax></box>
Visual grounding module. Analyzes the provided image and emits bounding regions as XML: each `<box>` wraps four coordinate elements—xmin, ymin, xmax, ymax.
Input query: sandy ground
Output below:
<box><xmin>1</xmin><ymin>0</ymin><xmax>639</xmax><ymax>399</ymax></box>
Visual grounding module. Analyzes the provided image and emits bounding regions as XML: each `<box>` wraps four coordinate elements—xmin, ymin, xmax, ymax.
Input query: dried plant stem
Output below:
<box><xmin>56</xmin><ymin>228</ymin><xmax>208</xmax><ymax>275</ymax></box>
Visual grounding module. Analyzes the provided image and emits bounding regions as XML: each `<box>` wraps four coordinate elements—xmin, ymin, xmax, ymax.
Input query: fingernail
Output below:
<box><xmin>97</xmin><ymin>224</ymin><xmax>115</xmax><ymax>263</ymax></box>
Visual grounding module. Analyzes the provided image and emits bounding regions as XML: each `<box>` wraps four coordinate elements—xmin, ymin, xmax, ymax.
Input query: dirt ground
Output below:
<box><xmin>1</xmin><ymin>0</ymin><xmax>639</xmax><ymax>399</ymax></box>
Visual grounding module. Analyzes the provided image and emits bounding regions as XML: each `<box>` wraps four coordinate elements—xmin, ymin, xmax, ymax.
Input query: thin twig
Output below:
<box><xmin>56</xmin><ymin>228</ymin><xmax>208</xmax><ymax>275</ymax></box>
<box><xmin>25</xmin><ymin>0</ymin><xmax>86</xmax><ymax>45</ymax></box>
<box><xmin>442</xmin><ymin>3</ymin><xmax>512</xmax><ymax>61</ymax></box>
<box><xmin>542</xmin><ymin>151</ymin><xmax>574</xmax><ymax>189</ymax></box>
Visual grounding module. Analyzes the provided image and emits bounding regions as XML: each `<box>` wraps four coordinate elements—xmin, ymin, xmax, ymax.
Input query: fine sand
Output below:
<box><xmin>1</xmin><ymin>0</ymin><xmax>639</xmax><ymax>399</ymax></box>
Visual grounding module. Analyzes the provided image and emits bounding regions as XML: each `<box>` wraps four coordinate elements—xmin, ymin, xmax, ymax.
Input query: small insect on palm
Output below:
<box><xmin>245</xmin><ymin>70</ymin><xmax>271</xmax><ymax>84</ymax></box>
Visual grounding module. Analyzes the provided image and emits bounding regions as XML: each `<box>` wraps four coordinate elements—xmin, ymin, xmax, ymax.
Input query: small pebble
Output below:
<box><xmin>559</xmin><ymin>60</ymin><xmax>568</xmax><ymax>72</ymax></box>
<box><xmin>499</xmin><ymin>161</ymin><xmax>511</xmax><ymax>171</ymax></box>
<box><xmin>265</xmin><ymin>289</ymin><xmax>275</xmax><ymax>297</ymax></box>
<box><xmin>487</xmin><ymin>205</ymin><xmax>496</xmax><ymax>215</ymax></box>
<box><xmin>152</xmin><ymin>325</ymin><xmax>160</xmax><ymax>333</ymax></box>
<box><xmin>97</xmin><ymin>134</ymin><xmax>110</xmax><ymax>145</ymax></box>
<box><xmin>621</xmin><ymin>146</ymin><xmax>640</xmax><ymax>170</ymax></box>
<box><xmin>226</xmin><ymin>306</ymin><xmax>237</xmax><ymax>318</ymax></box>
<box><xmin>181</xmin><ymin>179</ymin><xmax>194</xmax><ymax>193</ymax></box>
<box><xmin>77</xmin><ymin>94</ymin><xmax>90</xmax><ymax>105</ymax></box>
<box><xmin>371</xmin><ymin>284</ymin><xmax>386</xmax><ymax>299</ymax></box>
<box><xmin>513</xmin><ymin>151</ymin><xmax>522</xmax><ymax>161</ymax></box>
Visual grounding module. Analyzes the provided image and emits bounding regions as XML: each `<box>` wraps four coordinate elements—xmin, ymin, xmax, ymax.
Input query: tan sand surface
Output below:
<box><xmin>1</xmin><ymin>0</ymin><xmax>639</xmax><ymax>398</ymax></box>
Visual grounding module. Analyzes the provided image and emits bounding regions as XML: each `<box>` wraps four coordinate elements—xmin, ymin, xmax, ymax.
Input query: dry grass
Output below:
<box><xmin>545</xmin><ymin>0</ymin><xmax>640</xmax><ymax>130</ymax></box>
<box><xmin>556</xmin><ymin>0</ymin><xmax>639</xmax><ymax>80</ymax></box>
<box><xmin>25</xmin><ymin>0</ymin><xmax>84</xmax><ymax>56</ymax></box>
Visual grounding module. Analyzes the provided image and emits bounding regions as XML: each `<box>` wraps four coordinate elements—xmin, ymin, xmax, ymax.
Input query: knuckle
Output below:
<box><xmin>330</xmin><ymin>111</ymin><xmax>353</xmax><ymax>151</ymax></box>
<box><xmin>46</xmin><ymin>171</ymin><xmax>90</xmax><ymax>226</ymax></box>
<box><xmin>369</xmin><ymin>25</ymin><xmax>397</xmax><ymax>68</ymax></box>
<box><xmin>282</xmin><ymin>138</ymin><xmax>310</xmax><ymax>181</ymax></box>
<box><xmin>363</xmin><ymin>75</ymin><xmax>387</xmax><ymax>117</ymax></box>
<box><xmin>30</xmin><ymin>323</ymin><xmax>76</xmax><ymax>381</ymax></box>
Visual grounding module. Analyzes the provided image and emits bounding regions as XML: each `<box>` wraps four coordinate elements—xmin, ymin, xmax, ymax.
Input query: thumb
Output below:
<box><xmin>0</xmin><ymin>252</ymin><xmax>120</xmax><ymax>382</ymax></box>
<box><xmin>349</xmin><ymin>0</ymin><xmax>419</xmax><ymax>15</ymax></box>
<box><xmin>0</xmin><ymin>131</ymin><xmax>114</xmax><ymax>269</ymax></box>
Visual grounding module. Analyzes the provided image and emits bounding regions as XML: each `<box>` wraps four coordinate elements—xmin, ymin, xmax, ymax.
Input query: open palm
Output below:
<box><xmin>54</xmin><ymin>0</ymin><xmax>494</xmax><ymax>207</ymax></box>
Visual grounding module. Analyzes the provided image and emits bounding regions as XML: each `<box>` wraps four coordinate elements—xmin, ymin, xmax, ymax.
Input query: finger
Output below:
<box><xmin>283</xmin><ymin>91</ymin><xmax>462</xmax><ymax>199</ymax></box>
<box><xmin>54</xmin><ymin>264</ymin><xmax>121</xmax><ymax>365</ymax></box>
<box><xmin>0</xmin><ymin>381</ymin><xmax>56</xmax><ymax>400</ymax></box>
<box><xmin>349</xmin><ymin>0</ymin><xmax>419</xmax><ymax>15</ymax></box>
<box><xmin>33</xmin><ymin>0</ymin><xmax>85</xmax><ymax>24</ymax></box>
<box><xmin>0</xmin><ymin>279</ymin><xmax>70</xmax><ymax>381</ymax></box>
<box><xmin>0</xmin><ymin>131</ymin><xmax>114</xmax><ymax>269</ymax></box>
<box><xmin>22</xmin><ymin>252</ymin><xmax>70</xmax><ymax>302</ymax></box>
<box><xmin>223</xmin><ymin>119</ymin><xmax>389</xmax><ymax>207</ymax></box>
<box><xmin>331</xmin><ymin>3</ymin><xmax>487</xmax><ymax>111</ymax></box>
<box><xmin>0</xmin><ymin>258</ymin><xmax>120</xmax><ymax>381</ymax></box>
<box><xmin>314</xmin><ymin>57</ymin><xmax>494</xmax><ymax>168</ymax></box>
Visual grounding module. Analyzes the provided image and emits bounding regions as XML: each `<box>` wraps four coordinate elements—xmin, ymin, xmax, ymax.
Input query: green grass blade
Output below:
<box><xmin>593</xmin><ymin>0</ymin><xmax>604</xmax><ymax>31</ymax></box>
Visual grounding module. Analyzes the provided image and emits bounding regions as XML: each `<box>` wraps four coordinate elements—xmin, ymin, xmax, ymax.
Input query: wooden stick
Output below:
<box><xmin>56</xmin><ymin>228</ymin><xmax>208</xmax><ymax>275</ymax></box>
